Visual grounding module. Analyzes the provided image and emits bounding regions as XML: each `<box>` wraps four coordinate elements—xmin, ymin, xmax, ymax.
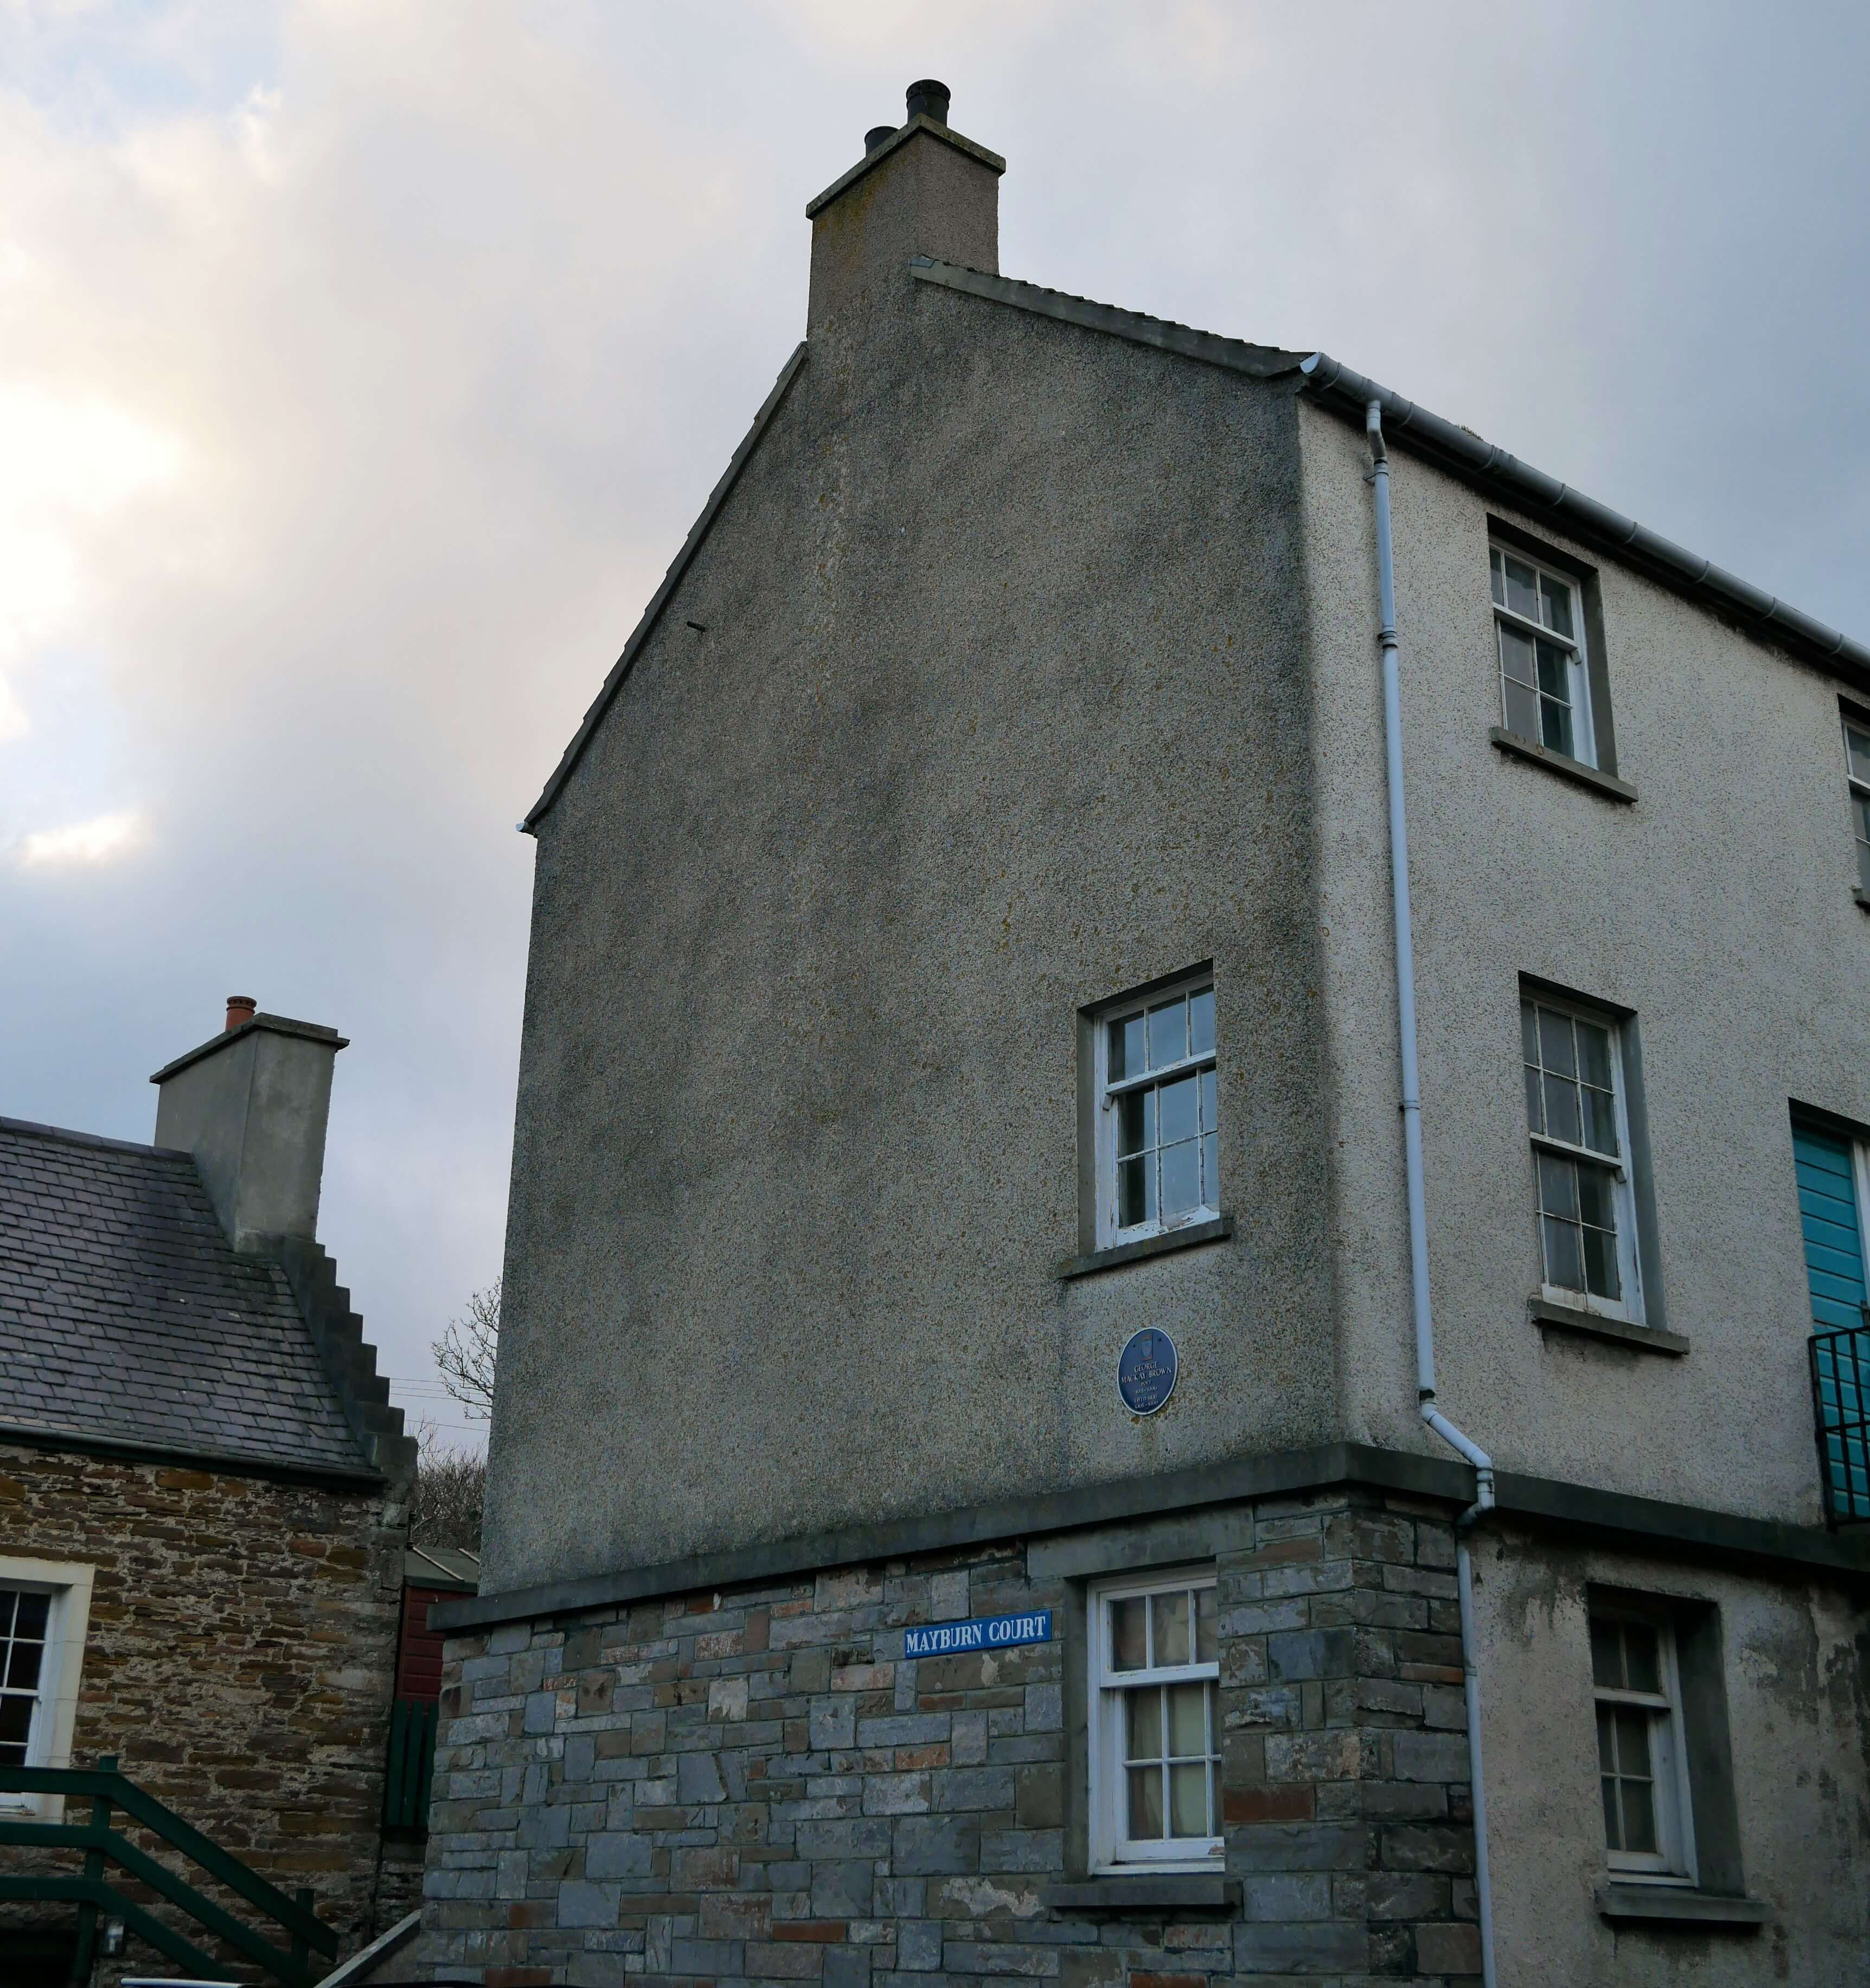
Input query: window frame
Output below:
<box><xmin>1843</xmin><ymin>712</ymin><xmax>1870</xmax><ymax>896</ymax></box>
<box><xmin>1521</xmin><ymin>990</ymin><xmax>1645</xmax><ymax>1324</ymax></box>
<box><xmin>1087</xmin><ymin>1565</ymin><xmax>1223</xmax><ymax>1874</ymax></box>
<box><xmin>1491</xmin><ymin>542</ymin><xmax>1599</xmax><ymax>768</ymax></box>
<box><xmin>0</xmin><ymin>1557</ymin><xmax>94</xmax><ymax>1821</ymax></box>
<box><xmin>1590</xmin><ymin>1603</ymin><xmax>1698</xmax><ymax>1885</ymax></box>
<box><xmin>1092</xmin><ymin>973</ymin><xmax>1219</xmax><ymax>1250</ymax></box>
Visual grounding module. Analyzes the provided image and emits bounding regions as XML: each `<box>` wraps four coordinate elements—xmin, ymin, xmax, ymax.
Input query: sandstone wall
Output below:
<box><xmin>0</xmin><ymin>1437</ymin><xmax>406</xmax><ymax>1980</ymax></box>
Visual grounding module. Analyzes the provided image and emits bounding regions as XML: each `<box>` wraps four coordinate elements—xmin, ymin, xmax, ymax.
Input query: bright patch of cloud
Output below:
<box><xmin>16</xmin><ymin>809</ymin><xmax>145</xmax><ymax>869</ymax></box>
<box><xmin>0</xmin><ymin>388</ymin><xmax>189</xmax><ymax>668</ymax></box>
<box><xmin>0</xmin><ymin>390</ymin><xmax>184</xmax><ymax>516</ymax></box>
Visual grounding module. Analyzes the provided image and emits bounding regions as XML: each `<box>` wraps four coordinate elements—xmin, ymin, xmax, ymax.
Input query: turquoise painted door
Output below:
<box><xmin>1795</xmin><ymin>1125</ymin><xmax>1870</xmax><ymax>1521</ymax></box>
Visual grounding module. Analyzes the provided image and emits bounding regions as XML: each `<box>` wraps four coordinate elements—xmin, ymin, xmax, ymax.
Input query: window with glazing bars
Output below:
<box><xmin>0</xmin><ymin>1588</ymin><xmax>49</xmax><ymax>1769</ymax></box>
<box><xmin>1098</xmin><ymin>979</ymin><xmax>1217</xmax><ymax>1244</ymax></box>
<box><xmin>1090</xmin><ymin>1571</ymin><xmax>1221</xmax><ymax>1869</ymax></box>
<box><xmin>1522</xmin><ymin>994</ymin><xmax>1642</xmax><ymax>1319</ymax></box>
<box><xmin>1591</xmin><ymin>1609</ymin><xmax>1695</xmax><ymax>1881</ymax></box>
<box><xmin>1845</xmin><ymin>717</ymin><xmax>1870</xmax><ymax>894</ymax></box>
<box><xmin>1491</xmin><ymin>545</ymin><xmax>1597</xmax><ymax>765</ymax></box>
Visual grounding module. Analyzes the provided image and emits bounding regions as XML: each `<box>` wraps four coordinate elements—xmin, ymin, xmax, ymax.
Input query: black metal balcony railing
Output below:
<box><xmin>1810</xmin><ymin>1321</ymin><xmax>1870</xmax><ymax>1526</ymax></box>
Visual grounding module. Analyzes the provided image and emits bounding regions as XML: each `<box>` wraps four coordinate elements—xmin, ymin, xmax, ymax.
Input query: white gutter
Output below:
<box><xmin>1363</xmin><ymin>398</ymin><xmax>1498</xmax><ymax>1988</ymax></box>
<box><xmin>1307</xmin><ymin>351</ymin><xmax>1870</xmax><ymax>679</ymax></box>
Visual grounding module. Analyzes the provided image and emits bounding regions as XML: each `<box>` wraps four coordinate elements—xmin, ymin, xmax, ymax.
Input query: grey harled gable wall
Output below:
<box><xmin>483</xmin><ymin>265</ymin><xmax>1331</xmax><ymax>1595</ymax></box>
<box><xmin>1299</xmin><ymin>394</ymin><xmax>1870</xmax><ymax>1527</ymax></box>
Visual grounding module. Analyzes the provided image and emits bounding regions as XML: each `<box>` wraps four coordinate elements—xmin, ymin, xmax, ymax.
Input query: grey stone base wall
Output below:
<box><xmin>415</xmin><ymin>1487</ymin><xmax>1480</xmax><ymax>1986</ymax></box>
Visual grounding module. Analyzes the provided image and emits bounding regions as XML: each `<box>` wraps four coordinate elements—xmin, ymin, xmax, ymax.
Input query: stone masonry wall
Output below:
<box><xmin>0</xmin><ymin>1439</ymin><xmax>407</xmax><ymax>1982</ymax></box>
<box><xmin>417</xmin><ymin>1488</ymin><xmax>1480</xmax><ymax>1986</ymax></box>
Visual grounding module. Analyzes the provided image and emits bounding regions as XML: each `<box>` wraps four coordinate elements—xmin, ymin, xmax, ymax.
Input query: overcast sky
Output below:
<box><xmin>3</xmin><ymin>1</ymin><xmax>1866</xmax><ymax>1450</ymax></box>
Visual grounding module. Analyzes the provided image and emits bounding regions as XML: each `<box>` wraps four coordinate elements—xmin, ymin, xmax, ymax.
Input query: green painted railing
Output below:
<box><xmin>0</xmin><ymin>1756</ymin><xmax>337</xmax><ymax>1988</ymax></box>
<box><xmin>382</xmin><ymin>1697</ymin><xmax>439</xmax><ymax>1833</ymax></box>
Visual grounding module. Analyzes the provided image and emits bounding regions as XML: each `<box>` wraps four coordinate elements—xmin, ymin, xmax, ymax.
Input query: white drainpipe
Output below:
<box><xmin>1365</xmin><ymin>398</ymin><xmax>1498</xmax><ymax>1988</ymax></box>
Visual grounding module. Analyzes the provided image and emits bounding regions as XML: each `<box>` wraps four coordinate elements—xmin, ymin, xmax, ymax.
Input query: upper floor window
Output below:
<box><xmin>1090</xmin><ymin>1569</ymin><xmax>1221</xmax><ymax>1871</ymax></box>
<box><xmin>1096</xmin><ymin>977</ymin><xmax>1218</xmax><ymax>1246</ymax></box>
<box><xmin>1522</xmin><ymin>993</ymin><xmax>1642</xmax><ymax>1320</ymax></box>
<box><xmin>0</xmin><ymin>1587</ymin><xmax>50</xmax><ymax>1769</ymax></box>
<box><xmin>1492</xmin><ymin>545</ymin><xmax>1597</xmax><ymax>767</ymax></box>
<box><xmin>1591</xmin><ymin>1607</ymin><xmax>1696</xmax><ymax>1883</ymax></box>
<box><xmin>1844</xmin><ymin>715</ymin><xmax>1870</xmax><ymax>896</ymax></box>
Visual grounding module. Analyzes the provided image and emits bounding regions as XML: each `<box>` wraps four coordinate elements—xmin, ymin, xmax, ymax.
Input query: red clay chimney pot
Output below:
<box><xmin>225</xmin><ymin>995</ymin><xmax>258</xmax><ymax>1033</ymax></box>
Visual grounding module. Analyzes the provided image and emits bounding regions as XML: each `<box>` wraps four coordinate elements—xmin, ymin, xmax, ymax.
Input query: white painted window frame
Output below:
<box><xmin>1522</xmin><ymin>991</ymin><xmax>1645</xmax><ymax>1324</ymax></box>
<box><xmin>1591</xmin><ymin>1604</ymin><xmax>1697</xmax><ymax>1885</ymax></box>
<box><xmin>1092</xmin><ymin>974</ymin><xmax>1219</xmax><ymax>1249</ymax></box>
<box><xmin>0</xmin><ymin>1556</ymin><xmax>95</xmax><ymax>1822</ymax></box>
<box><xmin>1087</xmin><ymin>1565</ymin><xmax>1222</xmax><ymax>1874</ymax></box>
<box><xmin>1491</xmin><ymin>543</ymin><xmax>1598</xmax><ymax>767</ymax></box>
<box><xmin>1843</xmin><ymin>713</ymin><xmax>1870</xmax><ymax>893</ymax></box>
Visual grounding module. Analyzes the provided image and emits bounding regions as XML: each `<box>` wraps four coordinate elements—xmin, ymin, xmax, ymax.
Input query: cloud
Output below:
<box><xmin>16</xmin><ymin>809</ymin><xmax>144</xmax><ymax>868</ymax></box>
<box><xmin>0</xmin><ymin>0</ymin><xmax>1864</xmax><ymax>1454</ymax></box>
<box><xmin>0</xmin><ymin>387</ymin><xmax>188</xmax><ymax>671</ymax></box>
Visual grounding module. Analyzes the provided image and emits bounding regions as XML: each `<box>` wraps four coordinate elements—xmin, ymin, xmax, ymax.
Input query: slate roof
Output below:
<box><xmin>406</xmin><ymin>1543</ymin><xmax>481</xmax><ymax>1591</ymax></box>
<box><xmin>0</xmin><ymin>1116</ymin><xmax>373</xmax><ymax>1476</ymax></box>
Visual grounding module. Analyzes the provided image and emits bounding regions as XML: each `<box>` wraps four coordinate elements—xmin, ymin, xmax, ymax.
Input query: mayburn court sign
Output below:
<box><xmin>902</xmin><ymin>1610</ymin><xmax>1053</xmax><ymax>1658</ymax></box>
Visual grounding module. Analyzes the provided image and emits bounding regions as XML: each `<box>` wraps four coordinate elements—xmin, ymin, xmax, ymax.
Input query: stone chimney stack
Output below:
<box><xmin>805</xmin><ymin>79</ymin><xmax>1004</xmax><ymax>346</ymax></box>
<box><xmin>151</xmin><ymin>999</ymin><xmax>348</xmax><ymax>1255</ymax></box>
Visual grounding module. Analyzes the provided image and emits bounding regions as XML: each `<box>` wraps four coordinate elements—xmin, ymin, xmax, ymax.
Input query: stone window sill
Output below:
<box><xmin>1854</xmin><ymin>887</ymin><xmax>1870</xmax><ymax>913</ymax></box>
<box><xmin>1597</xmin><ymin>1882</ymin><xmax>1769</xmax><ymax>1928</ymax></box>
<box><xmin>1041</xmin><ymin>1875</ymin><xmax>1239</xmax><ymax>1915</ymax></box>
<box><xmin>1056</xmin><ymin>1216</ymin><xmax>1234</xmax><ymax>1282</ymax></box>
<box><xmin>1531</xmin><ymin>1296</ymin><xmax>1689</xmax><ymax>1357</ymax></box>
<box><xmin>1489</xmin><ymin>727</ymin><xmax>1637</xmax><ymax>804</ymax></box>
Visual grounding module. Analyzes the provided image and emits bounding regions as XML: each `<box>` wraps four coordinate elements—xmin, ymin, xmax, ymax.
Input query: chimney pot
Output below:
<box><xmin>905</xmin><ymin>79</ymin><xmax>950</xmax><ymax>125</ymax></box>
<box><xmin>864</xmin><ymin>124</ymin><xmax>896</xmax><ymax>154</ymax></box>
<box><xmin>225</xmin><ymin>994</ymin><xmax>258</xmax><ymax>1033</ymax></box>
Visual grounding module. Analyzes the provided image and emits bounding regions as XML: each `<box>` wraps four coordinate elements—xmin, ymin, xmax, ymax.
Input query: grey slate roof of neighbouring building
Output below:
<box><xmin>405</xmin><ymin>1543</ymin><xmax>481</xmax><ymax>1591</ymax></box>
<box><xmin>0</xmin><ymin>1115</ymin><xmax>373</xmax><ymax>1477</ymax></box>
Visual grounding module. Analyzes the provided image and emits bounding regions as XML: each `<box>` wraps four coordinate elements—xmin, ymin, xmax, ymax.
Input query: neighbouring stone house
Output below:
<box><xmin>419</xmin><ymin>81</ymin><xmax>1870</xmax><ymax>1988</ymax></box>
<box><xmin>0</xmin><ymin>997</ymin><xmax>418</xmax><ymax>1984</ymax></box>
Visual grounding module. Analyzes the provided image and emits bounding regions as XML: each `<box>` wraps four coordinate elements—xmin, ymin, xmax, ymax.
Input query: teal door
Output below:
<box><xmin>1795</xmin><ymin>1124</ymin><xmax>1870</xmax><ymax>1522</ymax></box>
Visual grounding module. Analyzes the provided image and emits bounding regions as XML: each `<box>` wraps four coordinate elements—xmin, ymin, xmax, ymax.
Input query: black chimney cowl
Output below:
<box><xmin>864</xmin><ymin>125</ymin><xmax>895</xmax><ymax>154</ymax></box>
<box><xmin>905</xmin><ymin>79</ymin><xmax>950</xmax><ymax>125</ymax></box>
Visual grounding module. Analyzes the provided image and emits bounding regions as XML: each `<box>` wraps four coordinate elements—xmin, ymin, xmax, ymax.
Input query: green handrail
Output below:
<box><xmin>0</xmin><ymin>1756</ymin><xmax>337</xmax><ymax>1987</ymax></box>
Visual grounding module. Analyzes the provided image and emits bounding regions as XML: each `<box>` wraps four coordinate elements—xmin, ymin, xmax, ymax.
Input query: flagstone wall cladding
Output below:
<box><xmin>416</xmin><ymin>1490</ymin><xmax>1481</xmax><ymax>1987</ymax></box>
<box><xmin>0</xmin><ymin>1439</ymin><xmax>408</xmax><ymax>1982</ymax></box>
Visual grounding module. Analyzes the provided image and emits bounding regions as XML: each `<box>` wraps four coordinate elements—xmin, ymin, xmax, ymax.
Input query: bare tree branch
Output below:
<box><xmin>409</xmin><ymin>1420</ymin><xmax>486</xmax><ymax>1550</ymax></box>
<box><xmin>433</xmin><ymin>1279</ymin><xmax>499</xmax><ymax>1421</ymax></box>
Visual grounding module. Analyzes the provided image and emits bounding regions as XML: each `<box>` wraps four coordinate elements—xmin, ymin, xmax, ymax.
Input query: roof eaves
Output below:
<box><xmin>910</xmin><ymin>259</ymin><xmax>1305</xmax><ymax>382</ymax></box>
<box><xmin>0</xmin><ymin>1416</ymin><xmax>387</xmax><ymax>1491</ymax></box>
<box><xmin>1301</xmin><ymin>351</ymin><xmax>1870</xmax><ymax>690</ymax></box>
<box><xmin>522</xmin><ymin>341</ymin><xmax>810</xmax><ymax>834</ymax></box>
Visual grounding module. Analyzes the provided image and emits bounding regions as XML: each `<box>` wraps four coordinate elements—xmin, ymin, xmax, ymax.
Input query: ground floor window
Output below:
<box><xmin>0</xmin><ymin>1587</ymin><xmax>50</xmax><ymax>1768</ymax></box>
<box><xmin>1591</xmin><ymin>1605</ymin><xmax>1696</xmax><ymax>1882</ymax></box>
<box><xmin>1088</xmin><ymin>1568</ymin><xmax>1221</xmax><ymax>1869</ymax></box>
<box><xmin>0</xmin><ymin>1558</ymin><xmax>95</xmax><ymax>1817</ymax></box>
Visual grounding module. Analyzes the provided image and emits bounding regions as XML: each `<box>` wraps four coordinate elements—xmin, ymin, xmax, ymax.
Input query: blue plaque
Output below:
<box><xmin>1117</xmin><ymin>1328</ymin><xmax>1178</xmax><ymax>1414</ymax></box>
<box><xmin>904</xmin><ymin>1610</ymin><xmax>1052</xmax><ymax>1658</ymax></box>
